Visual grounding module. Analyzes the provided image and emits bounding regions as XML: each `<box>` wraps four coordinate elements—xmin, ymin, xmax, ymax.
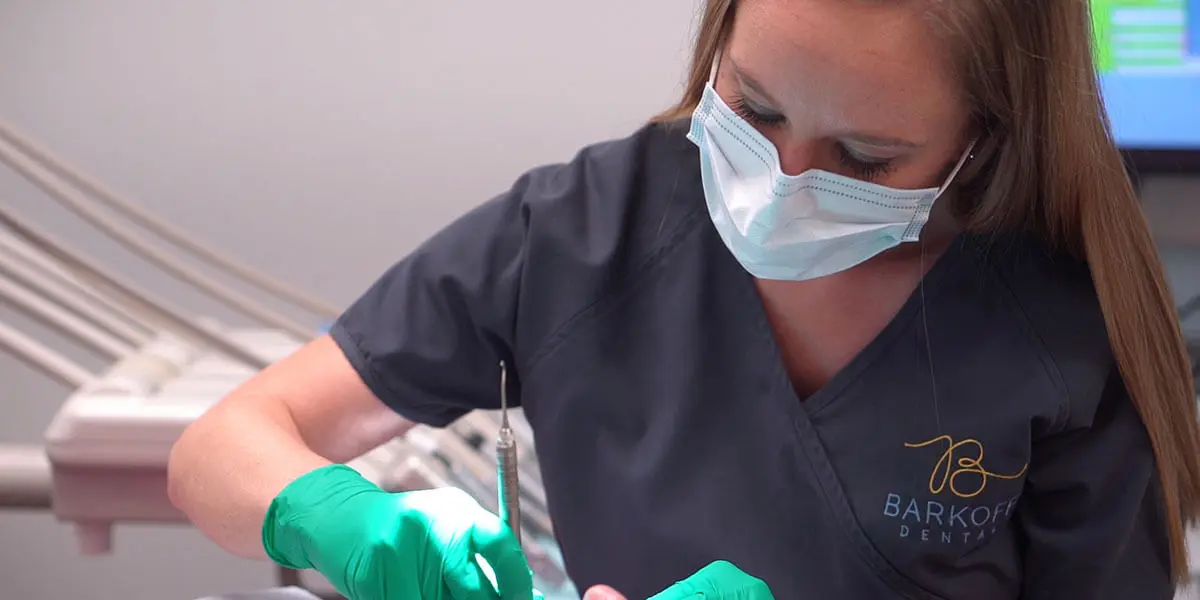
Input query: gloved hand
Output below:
<box><xmin>647</xmin><ymin>560</ymin><xmax>774</xmax><ymax>600</ymax></box>
<box><xmin>262</xmin><ymin>464</ymin><xmax>538</xmax><ymax>600</ymax></box>
<box><xmin>583</xmin><ymin>560</ymin><xmax>773</xmax><ymax>600</ymax></box>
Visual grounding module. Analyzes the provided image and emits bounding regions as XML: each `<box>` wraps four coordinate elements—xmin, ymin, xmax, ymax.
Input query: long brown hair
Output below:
<box><xmin>659</xmin><ymin>0</ymin><xmax>1200</xmax><ymax>584</ymax></box>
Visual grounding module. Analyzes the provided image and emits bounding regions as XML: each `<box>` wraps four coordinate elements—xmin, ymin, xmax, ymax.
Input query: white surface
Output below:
<box><xmin>44</xmin><ymin>322</ymin><xmax>419</xmax><ymax>482</ymax></box>
<box><xmin>45</xmin><ymin>328</ymin><xmax>301</xmax><ymax>467</ymax></box>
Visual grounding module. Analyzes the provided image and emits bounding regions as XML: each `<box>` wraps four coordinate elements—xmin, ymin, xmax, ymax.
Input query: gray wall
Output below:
<box><xmin>0</xmin><ymin>2</ymin><xmax>1195</xmax><ymax>599</ymax></box>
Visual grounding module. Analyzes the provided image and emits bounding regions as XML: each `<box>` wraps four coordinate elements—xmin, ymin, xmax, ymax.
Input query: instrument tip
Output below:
<box><xmin>499</xmin><ymin>360</ymin><xmax>509</xmax><ymax>416</ymax></box>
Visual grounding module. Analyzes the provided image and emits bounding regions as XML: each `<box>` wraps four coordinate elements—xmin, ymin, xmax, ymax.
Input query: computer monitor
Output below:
<box><xmin>1094</xmin><ymin>0</ymin><xmax>1200</xmax><ymax>172</ymax></box>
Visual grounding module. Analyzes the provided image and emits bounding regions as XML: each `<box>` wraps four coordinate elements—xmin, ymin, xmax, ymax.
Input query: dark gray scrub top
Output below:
<box><xmin>330</xmin><ymin>121</ymin><xmax>1172</xmax><ymax>600</ymax></box>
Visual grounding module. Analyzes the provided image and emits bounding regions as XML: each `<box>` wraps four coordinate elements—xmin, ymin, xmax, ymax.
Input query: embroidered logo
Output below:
<box><xmin>905</xmin><ymin>434</ymin><xmax>1028</xmax><ymax>499</ymax></box>
<box><xmin>881</xmin><ymin>435</ymin><xmax>1028</xmax><ymax>545</ymax></box>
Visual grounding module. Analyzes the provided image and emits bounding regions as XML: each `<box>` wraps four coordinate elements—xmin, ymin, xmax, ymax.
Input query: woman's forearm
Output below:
<box><xmin>167</xmin><ymin>397</ymin><xmax>329</xmax><ymax>559</ymax></box>
<box><xmin>168</xmin><ymin>336</ymin><xmax>416</xmax><ymax>559</ymax></box>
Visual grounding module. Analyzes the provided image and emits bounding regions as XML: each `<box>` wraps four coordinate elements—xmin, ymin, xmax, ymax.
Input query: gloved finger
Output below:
<box><xmin>647</xmin><ymin>561</ymin><xmax>774</xmax><ymax>600</ymax></box>
<box><xmin>442</xmin><ymin>548</ymin><xmax>501</xmax><ymax>600</ymax></box>
<box><xmin>645</xmin><ymin>579</ymin><xmax>704</xmax><ymax>600</ymax></box>
<box><xmin>469</xmin><ymin>517</ymin><xmax>535</xmax><ymax>600</ymax></box>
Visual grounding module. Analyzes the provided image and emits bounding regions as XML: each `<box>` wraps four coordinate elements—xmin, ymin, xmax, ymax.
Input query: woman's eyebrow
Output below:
<box><xmin>728</xmin><ymin>56</ymin><xmax>926</xmax><ymax>149</ymax></box>
<box><xmin>728</xmin><ymin>57</ymin><xmax>784</xmax><ymax>107</ymax></box>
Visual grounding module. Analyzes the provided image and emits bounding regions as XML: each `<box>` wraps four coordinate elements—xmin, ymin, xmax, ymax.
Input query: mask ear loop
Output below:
<box><xmin>709</xmin><ymin>46</ymin><xmax>723</xmax><ymax>85</ymax></box>
<box><xmin>935</xmin><ymin>138</ymin><xmax>979</xmax><ymax>197</ymax></box>
<box><xmin>921</xmin><ymin>137</ymin><xmax>977</xmax><ymax>436</ymax></box>
<box><xmin>919</xmin><ymin>241</ymin><xmax>943</xmax><ymax>435</ymax></box>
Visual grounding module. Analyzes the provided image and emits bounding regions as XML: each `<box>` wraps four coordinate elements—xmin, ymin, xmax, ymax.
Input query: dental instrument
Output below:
<box><xmin>497</xmin><ymin>360</ymin><xmax>523</xmax><ymax>548</ymax></box>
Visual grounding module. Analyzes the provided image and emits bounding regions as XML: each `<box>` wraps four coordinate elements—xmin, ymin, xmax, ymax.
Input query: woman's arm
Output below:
<box><xmin>167</xmin><ymin>334</ymin><xmax>415</xmax><ymax>559</ymax></box>
<box><xmin>1018</xmin><ymin>368</ymin><xmax>1175</xmax><ymax>599</ymax></box>
<box><xmin>168</xmin><ymin>124</ymin><xmax>663</xmax><ymax>563</ymax></box>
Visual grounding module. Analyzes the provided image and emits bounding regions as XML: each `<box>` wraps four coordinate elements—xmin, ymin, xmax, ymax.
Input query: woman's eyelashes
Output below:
<box><xmin>834</xmin><ymin>142</ymin><xmax>896</xmax><ymax>179</ymax></box>
<box><xmin>728</xmin><ymin>94</ymin><xmax>786</xmax><ymax>126</ymax></box>
<box><xmin>727</xmin><ymin>93</ymin><xmax>896</xmax><ymax>180</ymax></box>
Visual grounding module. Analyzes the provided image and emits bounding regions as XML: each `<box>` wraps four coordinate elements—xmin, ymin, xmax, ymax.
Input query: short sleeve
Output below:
<box><xmin>327</xmin><ymin>124</ymin><xmax>685</xmax><ymax>428</ymax></box>
<box><xmin>1017</xmin><ymin>367</ymin><xmax>1173</xmax><ymax>599</ymax></box>
<box><xmin>329</xmin><ymin>183</ymin><xmax>529</xmax><ymax>426</ymax></box>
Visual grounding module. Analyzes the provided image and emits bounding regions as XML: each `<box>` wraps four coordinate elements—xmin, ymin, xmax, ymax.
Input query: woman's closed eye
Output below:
<box><xmin>728</xmin><ymin>93</ymin><xmax>896</xmax><ymax>180</ymax></box>
<box><xmin>834</xmin><ymin>142</ymin><xmax>896</xmax><ymax>179</ymax></box>
<box><xmin>728</xmin><ymin>93</ymin><xmax>786</xmax><ymax>127</ymax></box>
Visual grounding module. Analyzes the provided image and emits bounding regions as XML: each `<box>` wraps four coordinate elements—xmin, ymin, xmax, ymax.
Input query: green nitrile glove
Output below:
<box><xmin>647</xmin><ymin>561</ymin><xmax>775</xmax><ymax>600</ymax></box>
<box><xmin>262</xmin><ymin>464</ymin><xmax>538</xmax><ymax>600</ymax></box>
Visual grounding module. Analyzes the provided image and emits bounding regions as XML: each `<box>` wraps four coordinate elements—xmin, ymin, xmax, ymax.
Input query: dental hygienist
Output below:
<box><xmin>167</xmin><ymin>0</ymin><xmax>1200</xmax><ymax>598</ymax></box>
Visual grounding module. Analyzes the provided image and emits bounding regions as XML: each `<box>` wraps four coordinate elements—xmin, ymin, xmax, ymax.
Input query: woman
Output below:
<box><xmin>167</xmin><ymin>0</ymin><xmax>1200</xmax><ymax>598</ymax></box>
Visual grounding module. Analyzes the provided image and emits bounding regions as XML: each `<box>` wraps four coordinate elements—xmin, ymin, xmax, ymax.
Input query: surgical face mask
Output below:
<box><xmin>686</xmin><ymin>59</ymin><xmax>975</xmax><ymax>281</ymax></box>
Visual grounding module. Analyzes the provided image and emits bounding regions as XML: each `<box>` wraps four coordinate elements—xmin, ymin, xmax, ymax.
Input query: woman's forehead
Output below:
<box><xmin>727</xmin><ymin>0</ymin><xmax>966</xmax><ymax>139</ymax></box>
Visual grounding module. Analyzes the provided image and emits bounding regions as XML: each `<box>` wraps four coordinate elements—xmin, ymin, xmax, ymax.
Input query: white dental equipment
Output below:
<box><xmin>0</xmin><ymin>119</ymin><xmax>566</xmax><ymax>598</ymax></box>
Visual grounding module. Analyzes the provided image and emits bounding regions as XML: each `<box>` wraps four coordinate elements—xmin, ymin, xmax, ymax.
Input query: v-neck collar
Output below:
<box><xmin>736</xmin><ymin>234</ymin><xmax>974</xmax><ymax>417</ymax></box>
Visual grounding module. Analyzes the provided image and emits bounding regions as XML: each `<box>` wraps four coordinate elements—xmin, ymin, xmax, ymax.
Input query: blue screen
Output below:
<box><xmin>1095</xmin><ymin>0</ymin><xmax>1200</xmax><ymax>150</ymax></box>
